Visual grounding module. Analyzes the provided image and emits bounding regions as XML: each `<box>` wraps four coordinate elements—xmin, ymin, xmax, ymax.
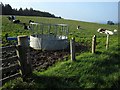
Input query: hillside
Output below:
<box><xmin>2</xmin><ymin>15</ymin><xmax>117</xmax><ymax>45</ymax></box>
<box><xmin>1</xmin><ymin>15</ymin><xmax>120</xmax><ymax>88</ymax></box>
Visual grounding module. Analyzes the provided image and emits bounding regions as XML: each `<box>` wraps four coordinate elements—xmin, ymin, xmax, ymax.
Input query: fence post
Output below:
<box><xmin>16</xmin><ymin>35</ymin><xmax>32</xmax><ymax>80</ymax></box>
<box><xmin>70</xmin><ymin>37</ymin><xmax>76</xmax><ymax>61</ymax></box>
<box><xmin>92</xmin><ymin>35</ymin><xmax>96</xmax><ymax>54</ymax></box>
<box><xmin>106</xmin><ymin>34</ymin><xmax>109</xmax><ymax>50</ymax></box>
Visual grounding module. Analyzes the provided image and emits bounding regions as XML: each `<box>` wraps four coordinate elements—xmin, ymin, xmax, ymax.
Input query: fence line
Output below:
<box><xmin>2</xmin><ymin>64</ymin><xmax>19</xmax><ymax>74</ymax></box>
<box><xmin>1</xmin><ymin>45</ymin><xmax>16</xmax><ymax>53</ymax></box>
<box><xmin>2</xmin><ymin>56</ymin><xmax>18</xmax><ymax>63</ymax></box>
<box><xmin>0</xmin><ymin>35</ymin><xmax>32</xmax><ymax>85</ymax></box>
<box><xmin>0</xmin><ymin>34</ymin><xmax>110</xmax><ymax>85</ymax></box>
<box><xmin>1</xmin><ymin>73</ymin><xmax>21</xmax><ymax>85</ymax></box>
<box><xmin>0</xmin><ymin>45</ymin><xmax>21</xmax><ymax>85</ymax></box>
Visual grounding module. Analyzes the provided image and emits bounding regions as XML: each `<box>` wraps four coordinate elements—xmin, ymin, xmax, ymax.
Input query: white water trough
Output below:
<box><xmin>30</xmin><ymin>34</ymin><xmax>68</xmax><ymax>50</ymax></box>
<box><xmin>29</xmin><ymin>23</ymin><xmax>69</xmax><ymax>50</ymax></box>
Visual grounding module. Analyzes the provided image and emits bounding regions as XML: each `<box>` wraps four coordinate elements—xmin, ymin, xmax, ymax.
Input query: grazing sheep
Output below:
<box><xmin>97</xmin><ymin>28</ymin><xmax>114</xmax><ymax>35</ymax></box>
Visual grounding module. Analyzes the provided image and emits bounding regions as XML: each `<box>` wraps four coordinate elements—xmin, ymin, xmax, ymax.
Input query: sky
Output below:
<box><xmin>1</xmin><ymin>0</ymin><xmax>119</xmax><ymax>24</ymax></box>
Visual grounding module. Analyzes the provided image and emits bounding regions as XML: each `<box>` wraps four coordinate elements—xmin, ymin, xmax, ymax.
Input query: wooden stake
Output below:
<box><xmin>92</xmin><ymin>35</ymin><xmax>96</xmax><ymax>54</ymax></box>
<box><xmin>70</xmin><ymin>37</ymin><xmax>76</xmax><ymax>61</ymax></box>
<box><xmin>106</xmin><ymin>34</ymin><xmax>109</xmax><ymax>50</ymax></box>
<box><xmin>16</xmin><ymin>35</ymin><xmax>32</xmax><ymax>79</ymax></box>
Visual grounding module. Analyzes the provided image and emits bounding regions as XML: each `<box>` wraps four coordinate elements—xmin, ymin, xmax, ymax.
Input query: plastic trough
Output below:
<box><xmin>30</xmin><ymin>34</ymin><xmax>68</xmax><ymax>50</ymax></box>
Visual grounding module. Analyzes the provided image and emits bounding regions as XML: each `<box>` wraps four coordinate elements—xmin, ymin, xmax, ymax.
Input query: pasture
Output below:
<box><xmin>1</xmin><ymin>15</ymin><xmax>120</xmax><ymax>88</ymax></box>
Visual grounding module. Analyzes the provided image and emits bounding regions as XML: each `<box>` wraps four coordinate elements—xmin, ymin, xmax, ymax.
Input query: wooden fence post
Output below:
<box><xmin>92</xmin><ymin>35</ymin><xmax>96</xmax><ymax>54</ymax></box>
<box><xmin>106</xmin><ymin>34</ymin><xmax>109</xmax><ymax>50</ymax></box>
<box><xmin>16</xmin><ymin>35</ymin><xmax>32</xmax><ymax>79</ymax></box>
<box><xmin>70</xmin><ymin>37</ymin><xmax>76</xmax><ymax>61</ymax></box>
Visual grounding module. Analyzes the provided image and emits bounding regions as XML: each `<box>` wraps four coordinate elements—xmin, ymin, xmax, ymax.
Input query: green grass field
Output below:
<box><xmin>1</xmin><ymin>15</ymin><xmax>120</xmax><ymax>89</ymax></box>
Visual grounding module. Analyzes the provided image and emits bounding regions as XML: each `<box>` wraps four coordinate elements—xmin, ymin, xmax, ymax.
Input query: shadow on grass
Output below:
<box><xmin>15</xmin><ymin>47</ymin><xmax>119</xmax><ymax>88</ymax></box>
<box><xmin>27</xmin><ymin>74</ymin><xmax>81</xmax><ymax>88</ymax></box>
<box><xmin>91</xmin><ymin>51</ymin><xmax>120</xmax><ymax>88</ymax></box>
<box><xmin>95</xmin><ymin>51</ymin><xmax>102</xmax><ymax>54</ymax></box>
<box><xmin>30</xmin><ymin>50</ymin><xmax>120</xmax><ymax>88</ymax></box>
<box><xmin>93</xmin><ymin>51</ymin><xmax>120</xmax><ymax>73</ymax></box>
<box><xmin>75</xmin><ymin>48</ymin><xmax>120</xmax><ymax>88</ymax></box>
<box><xmin>75</xmin><ymin>42</ymin><xmax>90</xmax><ymax>53</ymax></box>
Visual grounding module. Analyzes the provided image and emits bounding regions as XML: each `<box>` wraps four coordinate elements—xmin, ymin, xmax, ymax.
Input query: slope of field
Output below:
<box><xmin>1</xmin><ymin>15</ymin><xmax>119</xmax><ymax>88</ymax></box>
<box><xmin>2</xmin><ymin>15</ymin><xmax>117</xmax><ymax>43</ymax></box>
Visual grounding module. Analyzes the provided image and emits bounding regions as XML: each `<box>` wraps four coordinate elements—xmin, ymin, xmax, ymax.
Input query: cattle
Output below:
<box><xmin>23</xmin><ymin>23</ymin><xmax>31</xmax><ymax>30</ymax></box>
<box><xmin>29</xmin><ymin>20</ymin><xmax>39</xmax><ymax>25</ymax></box>
<box><xmin>77</xmin><ymin>25</ymin><xmax>81</xmax><ymax>30</ymax></box>
<box><xmin>7</xmin><ymin>16</ymin><xmax>16</xmax><ymax>21</ymax></box>
<box><xmin>113</xmin><ymin>29</ymin><xmax>118</xmax><ymax>34</ymax></box>
<box><xmin>97</xmin><ymin>28</ymin><xmax>114</xmax><ymax>35</ymax></box>
<box><xmin>13</xmin><ymin>20</ymin><xmax>20</xmax><ymax>24</ymax></box>
<box><xmin>29</xmin><ymin>20</ymin><xmax>34</xmax><ymax>23</ymax></box>
<box><xmin>97</xmin><ymin>28</ymin><xmax>106</xmax><ymax>33</ymax></box>
<box><xmin>29</xmin><ymin>22</ymin><xmax>39</xmax><ymax>25</ymax></box>
<box><xmin>7</xmin><ymin>16</ymin><xmax>20</xmax><ymax>24</ymax></box>
<box><xmin>114</xmin><ymin>29</ymin><xmax>117</xmax><ymax>33</ymax></box>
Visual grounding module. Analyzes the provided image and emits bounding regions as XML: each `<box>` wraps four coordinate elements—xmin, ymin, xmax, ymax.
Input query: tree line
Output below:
<box><xmin>0</xmin><ymin>2</ymin><xmax>61</xmax><ymax>18</ymax></box>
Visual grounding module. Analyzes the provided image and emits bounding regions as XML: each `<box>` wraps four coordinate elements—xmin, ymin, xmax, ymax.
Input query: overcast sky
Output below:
<box><xmin>1</xmin><ymin>0</ymin><xmax>119</xmax><ymax>24</ymax></box>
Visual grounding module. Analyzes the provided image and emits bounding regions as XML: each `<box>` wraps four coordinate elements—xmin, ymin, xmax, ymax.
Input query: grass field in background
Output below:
<box><xmin>1</xmin><ymin>15</ymin><xmax>119</xmax><ymax>88</ymax></box>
